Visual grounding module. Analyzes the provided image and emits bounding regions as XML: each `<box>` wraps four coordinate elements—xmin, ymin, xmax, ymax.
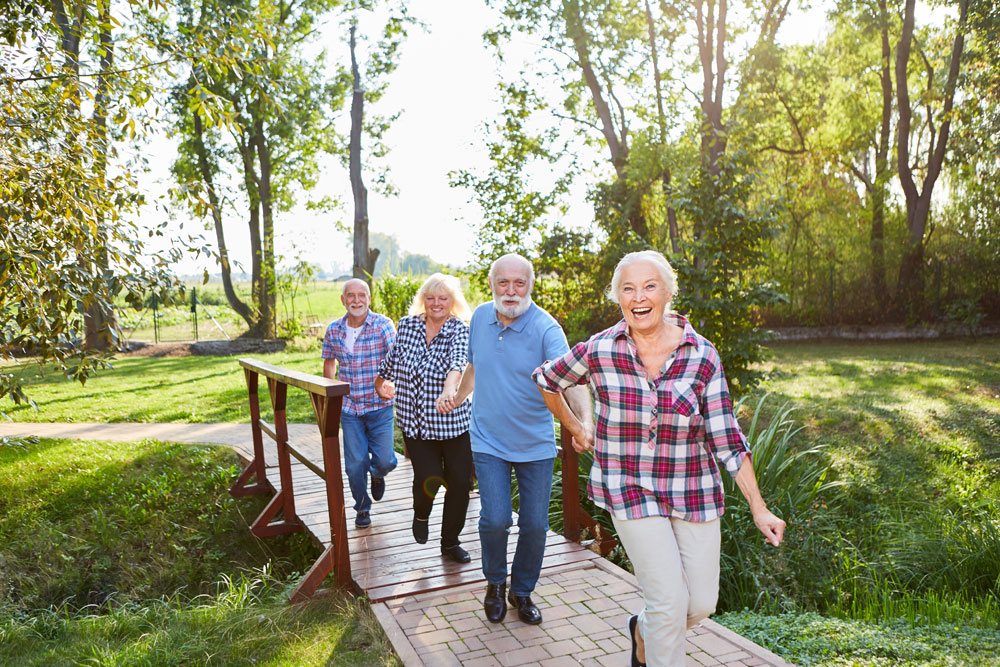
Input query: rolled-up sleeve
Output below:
<box><xmin>532</xmin><ymin>340</ymin><xmax>591</xmax><ymax>393</ymax></box>
<box><xmin>699</xmin><ymin>347</ymin><xmax>751</xmax><ymax>476</ymax></box>
<box><xmin>447</xmin><ymin>321</ymin><xmax>469</xmax><ymax>372</ymax></box>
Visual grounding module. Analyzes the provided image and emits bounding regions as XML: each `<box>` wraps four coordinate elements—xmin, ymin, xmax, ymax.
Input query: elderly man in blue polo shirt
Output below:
<box><xmin>322</xmin><ymin>278</ymin><xmax>398</xmax><ymax>529</ymax></box>
<box><xmin>452</xmin><ymin>254</ymin><xmax>592</xmax><ymax>625</ymax></box>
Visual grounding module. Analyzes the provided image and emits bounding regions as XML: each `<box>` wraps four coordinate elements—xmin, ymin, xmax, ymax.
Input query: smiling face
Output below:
<box><xmin>489</xmin><ymin>258</ymin><xmax>532</xmax><ymax>323</ymax></box>
<box><xmin>617</xmin><ymin>260</ymin><xmax>672</xmax><ymax>336</ymax></box>
<box><xmin>423</xmin><ymin>289</ymin><xmax>453</xmax><ymax>325</ymax></box>
<box><xmin>340</xmin><ymin>279</ymin><xmax>371</xmax><ymax>325</ymax></box>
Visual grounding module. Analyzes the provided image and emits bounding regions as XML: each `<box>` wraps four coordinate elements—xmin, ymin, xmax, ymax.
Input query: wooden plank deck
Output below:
<box><xmin>230</xmin><ymin>425</ymin><xmax>793</xmax><ymax>666</ymax></box>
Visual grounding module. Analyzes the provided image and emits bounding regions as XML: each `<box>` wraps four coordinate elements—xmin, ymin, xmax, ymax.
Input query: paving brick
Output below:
<box><xmin>455</xmin><ymin>648</ymin><xmax>492</xmax><ymax>661</ymax></box>
<box><xmin>540</xmin><ymin>657</ymin><xmax>580</xmax><ymax>667</ymax></box>
<box><xmin>419</xmin><ymin>648</ymin><xmax>462</xmax><ymax>667</ymax></box>
<box><xmin>463</xmin><ymin>656</ymin><xmax>503</xmax><ymax>667</ymax></box>
<box><xmin>497</xmin><ymin>645</ymin><xmax>551</xmax><ymax>666</ymax></box>
<box><xmin>482</xmin><ymin>634</ymin><xmax>524</xmax><ymax>654</ymax></box>
<box><xmin>716</xmin><ymin>650</ymin><xmax>752</xmax><ymax>663</ymax></box>
<box><xmin>451</xmin><ymin>615</ymin><xmax>487</xmax><ymax>633</ymax></box>
<box><xmin>690</xmin><ymin>650</ymin><xmax>722</xmax><ymax>665</ymax></box>
<box><xmin>582</xmin><ymin>596</ymin><xmax>619</xmax><ymax>613</ymax></box>
<box><xmin>544</xmin><ymin>623</ymin><xmax>579</xmax><ymax>641</ymax></box>
<box><xmin>568</xmin><ymin>612</ymin><xmax>614</xmax><ymax>634</ymax></box>
<box><xmin>573</xmin><ymin>635</ymin><xmax>598</xmax><ymax>652</ymax></box>
<box><xmin>410</xmin><ymin>627</ymin><xmax>460</xmax><ymax>649</ymax></box>
<box><xmin>595</xmin><ymin>650</ymin><xmax>632</xmax><ymax>667</ymax></box>
<box><xmin>689</xmin><ymin>632</ymin><xmax>740</xmax><ymax>656</ymax></box>
<box><xmin>542</xmin><ymin>639</ymin><xmax>580</xmax><ymax>658</ymax></box>
<box><xmin>557</xmin><ymin>588</ymin><xmax>593</xmax><ymax>604</ymax></box>
<box><xmin>508</xmin><ymin>624</ymin><xmax>548</xmax><ymax>641</ymax></box>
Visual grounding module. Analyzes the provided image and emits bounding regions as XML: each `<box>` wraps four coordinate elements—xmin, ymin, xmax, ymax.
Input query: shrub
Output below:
<box><xmin>374</xmin><ymin>274</ymin><xmax>421</xmax><ymax>324</ymax></box>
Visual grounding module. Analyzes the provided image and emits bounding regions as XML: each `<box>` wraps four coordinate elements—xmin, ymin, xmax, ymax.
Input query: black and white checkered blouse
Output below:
<box><xmin>377</xmin><ymin>315</ymin><xmax>472</xmax><ymax>440</ymax></box>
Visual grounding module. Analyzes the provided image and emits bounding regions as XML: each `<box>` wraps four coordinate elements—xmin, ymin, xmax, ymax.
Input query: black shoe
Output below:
<box><xmin>371</xmin><ymin>477</ymin><xmax>385</xmax><ymax>501</ymax></box>
<box><xmin>440</xmin><ymin>544</ymin><xmax>471</xmax><ymax>563</ymax></box>
<box><xmin>355</xmin><ymin>510</ymin><xmax>371</xmax><ymax>528</ymax></box>
<box><xmin>507</xmin><ymin>590</ymin><xmax>542</xmax><ymax>625</ymax></box>
<box><xmin>629</xmin><ymin>614</ymin><xmax>646</xmax><ymax>667</ymax></box>
<box><xmin>412</xmin><ymin>517</ymin><xmax>428</xmax><ymax>544</ymax></box>
<box><xmin>483</xmin><ymin>582</ymin><xmax>507</xmax><ymax>623</ymax></box>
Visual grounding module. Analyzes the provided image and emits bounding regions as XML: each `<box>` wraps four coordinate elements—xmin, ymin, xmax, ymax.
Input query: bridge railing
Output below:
<box><xmin>228</xmin><ymin>357</ymin><xmax>352</xmax><ymax>603</ymax></box>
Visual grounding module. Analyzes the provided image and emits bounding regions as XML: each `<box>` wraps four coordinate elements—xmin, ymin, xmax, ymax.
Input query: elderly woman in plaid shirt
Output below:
<box><xmin>374</xmin><ymin>273</ymin><xmax>475</xmax><ymax>564</ymax></box>
<box><xmin>532</xmin><ymin>250</ymin><xmax>785</xmax><ymax>667</ymax></box>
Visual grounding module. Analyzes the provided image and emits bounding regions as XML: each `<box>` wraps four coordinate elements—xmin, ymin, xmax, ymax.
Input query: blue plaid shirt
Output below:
<box><xmin>322</xmin><ymin>310</ymin><xmax>396</xmax><ymax>416</ymax></box>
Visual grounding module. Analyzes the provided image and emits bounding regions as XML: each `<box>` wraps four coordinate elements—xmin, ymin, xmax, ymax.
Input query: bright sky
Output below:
<box><xmin>146</xmin><ymin>0</ymin><xmax>831</xmax><ymax>277</ymax></box>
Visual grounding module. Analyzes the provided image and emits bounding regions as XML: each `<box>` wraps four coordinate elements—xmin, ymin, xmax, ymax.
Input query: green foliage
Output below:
<box><xmin>373</xmin><ymin>273</ymin><xmax>421</xmax><ymax>324</ymax></box>
<box><xmin>719</xmin><ymin>395</ymin><xmax>842</xmax><ymax>612</ymax></box>
<box><xmin>1</xmin><ymin>1</ymin><xmax>180</xmax><ymax>406</ymax></box>
<box><xmin>0</xmin><ymin>438</ymin><xmax>398</xmax><ymax>665</ymax></box>
<box><xmin>716</xmin><ymin>611</ymin><xmax>1000</xmax><ymax>666</ymax></box>
<box><xmin>672</xmin><ymin>153</ymin><xmax>786</xmax><ymax>395</ymax></box>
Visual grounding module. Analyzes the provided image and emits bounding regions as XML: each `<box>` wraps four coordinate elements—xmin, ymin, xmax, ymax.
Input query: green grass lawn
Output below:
<box><xmin>2</xmin><ymin>350</ymin><xmax>323</xmax><ymax>423</ymax></box>
<box><xmin>0</xmin><ymin>438</ymin><xmax>398</xmax><ymax>665</ymax></box>
<box><xmin>3</xmin><ymin>336</ymin><xmax>999</xmax><ymax>665</ymax></box>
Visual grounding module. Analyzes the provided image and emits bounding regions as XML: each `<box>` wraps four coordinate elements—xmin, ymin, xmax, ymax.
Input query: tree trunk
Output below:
<box><xmin>562</xmin><ymin>0</ymin><xmax>646</xmax><ymax>239</ymax></box>
<box><xmin>350</xmin><ymin>25</ymin><xmax>378</xmax><ymax>285</ymax></box>
<box><xmin>191</xmin><ymin>107</ymin><xmax>254</xmax><ymax>326</ymax></box>
<box><xmin>644</xmin><ymin>0</ymin><xmax>679</xmax><ymax>255</ymax></box>
<box><xmin>254</xmin><ymin>119</ymin><xmax>276</xmax><ymax>337</ymax></box>
<box><xmin>869</xmin><ymin>0</ymin><xmax>893</xmax><ymax>309</ymax></box>
<box><xmin>894</xmin><ymin>0</ymin><xmax>968</xmax><ymax>317</ymax></box>
<box><xmin>234</xmin><ymin>127</ymin><xmax>267</xmax><ymax>337</ymax></box>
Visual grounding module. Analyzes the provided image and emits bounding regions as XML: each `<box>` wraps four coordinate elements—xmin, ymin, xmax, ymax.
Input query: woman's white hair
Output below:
<box><xmin>408</xmin><ymin>272</ymin><xmax>473</xmax><ymax>321</ymax></box>
<box><xmin>606</xmin><ymin>250</ymin><xmax>678</xmax><ymax>304</ymax></box>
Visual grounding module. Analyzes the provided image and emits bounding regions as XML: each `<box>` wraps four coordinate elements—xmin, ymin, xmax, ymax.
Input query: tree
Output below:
<box><xmin>894</xmin><ymin>0</ymin><xmax>969</xmax><ymax>318</ymax></box>
<box><xmin>1</xmin><ymin>1</ymin><xmax>178</xmax><ymax>409</ymax></box>
<box><xmin>166</xmin><ymin>0</ymin><xmax>349</xmax><ymax>337</ymax></box>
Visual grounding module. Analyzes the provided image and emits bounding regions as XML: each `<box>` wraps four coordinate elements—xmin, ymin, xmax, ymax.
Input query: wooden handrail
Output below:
<box><xmin>558</xmin><ymin>424</ymin><xmax>618</xmax><ymax>556</ymax></box>
<box><xmin>239</xmin><ymin>357</ymin><xmax>349</xmax><ymax>398</ymax></box>
<box><xmin>230</xmin><ymin>357</ymin><xmax>354</xmax><ymax>603</ymax></box>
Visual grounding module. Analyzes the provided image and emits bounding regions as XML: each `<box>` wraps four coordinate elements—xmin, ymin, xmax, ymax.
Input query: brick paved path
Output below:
<box><xmin>0</xmin><ymin>422</ymin><xmax>792</xmax><ymax>667</ymax></box>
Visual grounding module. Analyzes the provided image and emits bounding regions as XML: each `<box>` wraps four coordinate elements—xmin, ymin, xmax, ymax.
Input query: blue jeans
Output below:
<box><xmin>341</xmin><ymin>406</ymin><xmax>397</xmax><ymax>512</ymax></box>
<box><xmin>473</xmin><ymin>451</ymin><xmax>554</xmax><ymax>596</ymax></box>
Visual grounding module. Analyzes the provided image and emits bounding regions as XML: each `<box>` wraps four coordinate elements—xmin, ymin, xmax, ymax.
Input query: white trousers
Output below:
<box><xmin>612</xmin><ymin>514</ymin><xmax>721</xmax><ymax>667</ymax></box>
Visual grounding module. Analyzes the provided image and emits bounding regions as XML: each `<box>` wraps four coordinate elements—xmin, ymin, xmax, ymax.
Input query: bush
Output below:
<box><xmin>374</xmin><ymin>274</ymin><xmax>421</xmax><ymax>324</ymax></box>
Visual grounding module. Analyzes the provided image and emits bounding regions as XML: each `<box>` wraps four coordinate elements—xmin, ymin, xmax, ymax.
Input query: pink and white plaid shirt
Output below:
<box><xmin>532</xmin><ymin>313</ymin><xmax>751</xmax><ymax>522</ymax></box>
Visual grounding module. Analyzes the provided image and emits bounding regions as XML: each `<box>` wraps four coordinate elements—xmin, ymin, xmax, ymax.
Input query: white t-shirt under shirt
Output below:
<box><xmin>344</xmin><ymin>323</ymin><xmax>363</xmax><ymax>354</ymax></box>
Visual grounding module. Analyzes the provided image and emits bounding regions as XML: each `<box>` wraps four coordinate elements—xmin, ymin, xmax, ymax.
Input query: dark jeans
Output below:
<box><xmin>404</xmin><ymin>431</ymin><xmax>473</xmax><ymax>547</ymax></box>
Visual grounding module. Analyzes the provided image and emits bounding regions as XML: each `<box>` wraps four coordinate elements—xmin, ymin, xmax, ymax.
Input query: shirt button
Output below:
<box><xmin>651</xmin><ymin>407</ymin><xmax>657</xmax><ymax>414</ymax></box>
<box><xmin>499</xmin><ymin>336</ymin><xmax>503</xmax><ymax>340</ymax></box>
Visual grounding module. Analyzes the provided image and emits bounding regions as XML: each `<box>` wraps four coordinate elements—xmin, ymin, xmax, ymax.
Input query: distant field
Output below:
<box><xmin>122</xmin><ymin>281</ymin><xmax>349</xmax><ymax>343</ymax></box>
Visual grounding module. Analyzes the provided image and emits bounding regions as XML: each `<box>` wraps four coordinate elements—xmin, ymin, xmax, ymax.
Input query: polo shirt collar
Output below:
<box><xmin>490</xmin><ymin>301</ymin><xmax>534</xmax><ymax>332</ymax></box>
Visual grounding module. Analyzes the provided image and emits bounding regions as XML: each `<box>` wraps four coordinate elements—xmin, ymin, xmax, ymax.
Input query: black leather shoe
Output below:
<box><xmin>440</xmin><ymin>544</ymin><xmax>471</xmax><ymax>563</ymax></box>
<box><xmin>507</xmin><ymin>590</ymin><xmax>542</xmax><ymax>625</ymax></box>
<box><xmin>412</xmin><ymin>517</ymin><xmax>428</xmax><ymax>544</ymax></box>
<box><xmin>629</xmin><ymin>614</ymin><xmax>646</xmax><ymax>667</ymax></box>
<box><xmin>483</xmin><ymin>582</ymin><xmax>507</xmax><ymax>623</ymax></box>
<box><xmin>371</xmin><ymin>476</ymin><xmax>385</xmax><ymax>501</ymax></box>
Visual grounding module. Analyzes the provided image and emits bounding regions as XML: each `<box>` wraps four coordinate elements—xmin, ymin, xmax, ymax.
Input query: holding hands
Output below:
<box><xmin>375</xmin><ymin>378</ymin><xmax>396</xmax><ymax>401</ymax></box>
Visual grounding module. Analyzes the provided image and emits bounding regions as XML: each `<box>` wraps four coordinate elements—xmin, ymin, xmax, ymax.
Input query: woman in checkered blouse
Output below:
<box><xmin>532</xmin><ymin>251</ymin><xmax>786</xmax><ymax>667</ymax></box>
<box><xmin>374</xmin><ymin>273</ymin><xmax>476</xmax><ymax>564</ymax></box>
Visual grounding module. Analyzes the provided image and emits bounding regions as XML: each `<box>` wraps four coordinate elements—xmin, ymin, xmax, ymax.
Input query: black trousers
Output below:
<box><xmin>404</xmin><ymin>431</ymin><xmax>473</xmax><ymax>547</ymax></box>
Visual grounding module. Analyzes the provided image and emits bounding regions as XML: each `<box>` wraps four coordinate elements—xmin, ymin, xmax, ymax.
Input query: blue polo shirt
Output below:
<box><xmin>467</xmin><ymin>301</ymin><xmax>570</xmax><ymax>462</ymax></box>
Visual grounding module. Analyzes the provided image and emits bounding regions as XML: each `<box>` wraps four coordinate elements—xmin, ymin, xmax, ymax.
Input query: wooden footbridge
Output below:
<box><xmin>226</xmin><ymin>358</ymin><xmax>792</xmax><ymax>666</ymax></box>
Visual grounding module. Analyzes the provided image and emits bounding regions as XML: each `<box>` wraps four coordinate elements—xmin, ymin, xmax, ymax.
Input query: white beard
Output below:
<box><xmin>494</xmin><ymin>294</ymin><xmax>531</xmax><ymax>320</ymax></box>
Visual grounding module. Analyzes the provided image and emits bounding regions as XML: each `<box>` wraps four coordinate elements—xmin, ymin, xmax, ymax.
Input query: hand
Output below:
<box><xmin>570</xmin><ymin>426</ymin><xmax>594</xmax><ymax>453</ymax></box>
<box><xmin>377</xmin><ymin>380</ymin><xmax>396</xmax><ymax>401</ymax></box>
<box><xmin>753</xmin><ymin>508</ymin><xmax>786</xmax><ymax>546</ymax></box>
<box><xmin>436</xmin><ymin>387</ymin><xmax>458</xmax><ymax>414</ymax></box>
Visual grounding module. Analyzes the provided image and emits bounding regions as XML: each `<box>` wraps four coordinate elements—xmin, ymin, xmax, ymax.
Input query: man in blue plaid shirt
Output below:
<box><xmin>322</xmin><ymin>278</ymin><xmax>397</xmax><ymax>528</ymax></box>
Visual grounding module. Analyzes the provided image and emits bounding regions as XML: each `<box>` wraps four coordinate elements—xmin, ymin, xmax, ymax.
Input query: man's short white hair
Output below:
<box><xmin>488</xmin><ymin>253</ymin><xmax>535</xmax><ymax>290</ymax></box>
<box><xmin>342</xmin><ymin>278</ymin><xmax>371</xmax><ymax>298</ymax></box>
<box><xmin>607</xmin><ymin>250</ymin><xmax>678</xmax><ymax>304</ymax></box>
